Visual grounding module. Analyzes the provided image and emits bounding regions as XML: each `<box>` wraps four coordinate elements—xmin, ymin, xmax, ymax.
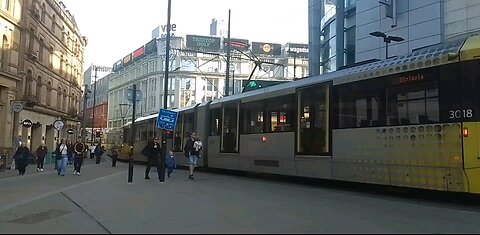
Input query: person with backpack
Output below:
<box><xmin>73</xmin><ymin>140</ymin><xmax>86</xmax><ymax>175</ymax></box>
<box><xmin>183</xmin><ymin>132</ymin><xmax>202</xmax><ymax>180</ymax></box>
<box><xmin>142</xmin><ymin>137</ymin><xmax>162</xmax><ymax>180</ymax></box>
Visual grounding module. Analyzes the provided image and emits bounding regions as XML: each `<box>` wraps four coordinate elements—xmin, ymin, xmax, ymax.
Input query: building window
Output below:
<box><xmin>57</xmin><ymin>86</ymin><xmax>62</xmax><ymax>110</ymax></box>
<box><xmin>0</xmin><ymin>35</ymin><xmax>9</xmax><ymax>70</ymax></box>
<box><xmin>39</xmin><ymin>38</ymin><xmax>44</xmax><ymax>63</ymax></box>
<box><xmin>46</xmin><ymin>81</ymin><xmax>52</xmax><ymax>106</ymax></box>
<box><xmin>41</xmin><ymin>3</ymin><xmax>46</xmax><ymax>23</ymax></box>
<box><xmin>266</xmin><ymin>95</ymin><xmax>294</xmax><ymax>132</ymax></box>
<box><xmin>210</xmin><ymin>108</ymin><xmax>222</xmax><ymax>136</ymax></box>
<box><xmin>51</xmin><ymin>15</ymin><xmax>56</xmax><ymax>32</ymax></box>
<box><xmin>36</xmin><ymin>76</ymin><xmax>42</xmax><ymax>101</ymax></box>
<box><xmin>242</xmin><ymin>101</ymin><xmax>264</xmax><ymax>134</ymax></box>
<box><xmin>4</xmin><ymin>0</ymin><xmax>10</xmax><ymax>10</ymax></box>
<box><xmin>26</xmin><ymin>70</ymin><xmax>33</xmax><ymax>97</ymax></box>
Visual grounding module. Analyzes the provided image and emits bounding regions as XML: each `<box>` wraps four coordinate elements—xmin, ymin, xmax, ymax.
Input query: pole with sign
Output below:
<box><xmin>127</xmin><ymin>84</ymin><xmax>141</xmax><ymax>183</ymax></box>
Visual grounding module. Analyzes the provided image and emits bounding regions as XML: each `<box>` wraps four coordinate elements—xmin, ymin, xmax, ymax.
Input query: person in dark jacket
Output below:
<box><xmin>73</xmin><ymin>140</ymin><xmax>86</xmax><ymax>175</ymax></box>
<box><xmin>183</xmin><ymin>132</ymin><xmax>202</xmax><ymax>180</ymax></box>
<box><xmin>14</xmin><ymin>142</ymin><xmax>30</xmax><ymax>175</ymax></box>
<box><xmin>94</xmin><ymin>143</ymin><xmax>104</xmax><ymax>164</ymax></box>
<box><xmin>110</xmin><ymin>147</ymin><xmax>119</xmax><ymax>167</ymax></box>
<box><xmin>67</xmin><ymin>140</ymin><xmax>74</xmax><ymax>165</ymax></box>
<box><xmin>142</xmin><ymin>137</ymin><xmax>162</xmax><ymax>180</ymax></box>
<box><xmin>35</xmin><ymin>142</ymin><xmax>48</xmax><ymax>172</ymax></box>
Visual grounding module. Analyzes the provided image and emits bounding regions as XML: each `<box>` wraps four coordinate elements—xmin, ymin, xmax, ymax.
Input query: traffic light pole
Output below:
<box><xmin>128</xmin><ymin>84</ymin><xmax>137</xmax><ymax>183</ymax></box>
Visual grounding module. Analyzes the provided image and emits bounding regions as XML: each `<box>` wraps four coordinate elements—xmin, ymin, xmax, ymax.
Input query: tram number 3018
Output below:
<box><xmin>449</xmin><ymin>109</ymin><xmax>474</xmax><ymax>119</ymax></box>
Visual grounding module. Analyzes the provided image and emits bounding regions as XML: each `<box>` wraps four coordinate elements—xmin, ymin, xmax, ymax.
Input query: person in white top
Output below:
<box><xmin>90</xmin><ymin>144</ymin><xmax>96</xmax><ymax>159</ymax></box>
<box><xmin>55</xmin><ymin>139</ymin><xmax>69</xmax><ymax>176</ymax></box>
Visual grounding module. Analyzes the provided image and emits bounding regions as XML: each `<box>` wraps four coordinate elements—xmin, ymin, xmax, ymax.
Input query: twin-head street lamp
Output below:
<box><xmin>369</xmin><ymin>31</ymin><xmax>405</xmax><ymax>59</ymax></box>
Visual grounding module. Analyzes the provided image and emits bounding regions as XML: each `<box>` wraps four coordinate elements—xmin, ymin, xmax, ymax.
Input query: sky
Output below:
<box><xmin>60</xmin><ymin>0</ymin><xmax>309</xmax><ymax>71</ymax></box>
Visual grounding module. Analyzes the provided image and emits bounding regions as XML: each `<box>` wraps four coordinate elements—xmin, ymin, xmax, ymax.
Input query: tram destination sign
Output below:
<box><xmin>186</xmin><ymin>35</ymin><xmax>221</xmax><ymax>52</ymax></box>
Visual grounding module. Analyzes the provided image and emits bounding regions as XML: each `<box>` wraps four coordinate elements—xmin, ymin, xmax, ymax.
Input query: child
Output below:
<box><xmin>165</xmin><ymin>151</ymin><xmax>176</xmax><ymax>179</ymax></box>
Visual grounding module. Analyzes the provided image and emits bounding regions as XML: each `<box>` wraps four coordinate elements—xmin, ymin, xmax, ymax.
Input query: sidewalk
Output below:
<box><xmin>0</xmin><ymin>155</ymin><xmax>109</xmax><ymax>179</ymax></box>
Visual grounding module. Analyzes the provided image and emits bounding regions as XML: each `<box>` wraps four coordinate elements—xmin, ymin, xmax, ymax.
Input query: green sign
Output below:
<box><xmin>186</xmin><ymin>35</ymin><xmax>221</xmax><ymax>52</ymax></box>
<box><xmin>242</xmin><ymin>80</ymin><xmax>290</xmax><ymax>92</ymax></box>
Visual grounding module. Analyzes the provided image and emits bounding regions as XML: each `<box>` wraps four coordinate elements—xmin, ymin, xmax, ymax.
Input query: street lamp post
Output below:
<box><xmin>160</xmin><ymin>0</ymin><xmax>173</xmax><ymax>183</ymax></box>
<box><xmin>91</xmin><ymin>66</ymin><xmax>98</xmax><ymax>145</ymax></box>
<box><xmin>369</xmin><ymin>31</ymin><xmax>405</xmax><ymax>59</ymax></box>
<box><xmin>81</xmin><ymin>85</ymin><xmax>91</xmax><ymax>144</ymax></box>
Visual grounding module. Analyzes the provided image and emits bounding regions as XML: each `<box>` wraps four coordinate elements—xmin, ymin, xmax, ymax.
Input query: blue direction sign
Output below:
<box><xmin>126</xmin><ymin>88</ymin><xmax>143</xmax><ymax>102</ymax></box>
<box><xmin>156</xmin><ymin>109</ymin><xmax>178</xmax><ymax>131</ymax></box>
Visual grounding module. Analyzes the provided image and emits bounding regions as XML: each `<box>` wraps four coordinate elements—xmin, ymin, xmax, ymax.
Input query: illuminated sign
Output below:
<box><xmin>399</xmin><ymin>74</ymin><xmax>424</xmax><ymax>83</ymax></box>
<box><xmin>252</xmin><ymin>42</ymin><xmax>282</xmax><ymax>56</ymax></box>
<box><xmin>223</xmin><ymin>38</ymin><xmax>249</xmax><ymax>51</ymax></box>
<box><xmin>132</xmin><ymin>46</ymin><xmax>145</xmax><ymax>60</ymax></box>
<box><xmin>186</xmin><ymin>35</ymin><xmax>221</xmax><ymax>52</ymax></box>
<box><xmin>123</xmin><ymin>54</ymin><xmax>132</xmax><ymax>65</ymax></box>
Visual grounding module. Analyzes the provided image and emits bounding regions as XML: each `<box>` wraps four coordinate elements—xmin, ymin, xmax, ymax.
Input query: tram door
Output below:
<box><xmin>463</xmin><ymin>122</ymin><xmax>480</xmax><ymax>193</ymax></box>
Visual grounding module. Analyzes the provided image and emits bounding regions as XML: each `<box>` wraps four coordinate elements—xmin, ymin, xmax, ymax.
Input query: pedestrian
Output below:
<box><xmin>166</xmin><ymin>150</ymin><xmax>176</xmax><ymax>179</ymax></box>
<box><xmin>35</xmin><ymin>142</ymin><xmax>48</xmax><ymax>172</ymax></box>
<box><xmin>110</xmin><ymin>147</ymin><xmax>119</xmax><ymax>167</ymax></box>
<box><xmin>13</xmin><ymin>142</ymin><xmax>30</xmax><ymax>175</ymax></box>
<box><xmin>55</xmin><ymin>139</ymin><xmax>68</xmax><ymax>176</ymax></box>
<box><xmin>94</xmin><ymin>143</ymin><xmax>104</xmax><ymax>164</ymax></box>
<box><xmin>90</xmin><ymin>144</ymin><xmax>96</xmax><ymax>159</ymax></box>
<box><xmin>67</xmin><ymin>140</ymin><xmax>74</xmax><ymax>165</ymax></box>
<box><xmin>184</xmin><ymin>132</ymin><xmax>202</xmax><ymax>180</ymax></box>
<box><xmin>73</xmin><ymin>140</ymin><xmax>85</xmax><ymax>175</ymax></box>
<box><xmin>141</xmin><ymin>137</ymin><xmax>162</xmax><ymax>181</ymax></box>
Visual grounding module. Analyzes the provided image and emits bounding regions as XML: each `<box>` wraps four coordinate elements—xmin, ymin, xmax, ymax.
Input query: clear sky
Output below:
<box><xmin>61</xmin><ymin>0</ymin><xmax>309</xmax><ymax>71</ymax></box>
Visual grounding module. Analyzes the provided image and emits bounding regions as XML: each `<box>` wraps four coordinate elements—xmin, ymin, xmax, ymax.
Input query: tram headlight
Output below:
<box><xmin>463</xmin><ymin>128</ymin><xmax>469</xmax><ymax>137</ymax></box>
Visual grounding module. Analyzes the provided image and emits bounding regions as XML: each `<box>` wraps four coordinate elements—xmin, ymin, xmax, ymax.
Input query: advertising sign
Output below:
<box><xmin>145</xmin><ymin>38</ymin><xmax>157</xmax><ymax>55</ymax></box>
<box><xmin>286</xmin><ymin>43</ymin><xmax>309</xmax><ymax>58</ymax></box>
<box><xmin>223</xmin><ymin>38</ymin><xmax>249</xmax><ymax>51</ymax></box>
<box><xmin>122</xmin><ymin>54</ymin><xmax>132</xmax><ymax>65</ymax></box>
<box><xmin>112</xmin><ymin>60</ymin><xmax>122</xmax><ymax>72</ymax></box>
<box><xmin>252</xmin><ymin>42</ymin><xmax>282</xmax><ymax>56</ymax></box>
<box><xmin>186</xmin><ymin>35</ymin><xmax>221</xmax><ymax>52</ymax></box>
<box><xmin>132</xmin><ymin>46</ymin><xmax>145</xmax><ymax>60</ymax></box>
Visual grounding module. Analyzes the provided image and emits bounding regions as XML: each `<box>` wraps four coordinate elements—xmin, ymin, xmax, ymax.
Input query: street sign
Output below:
<box><xmin>67</xmin><ymin>128</ymin><xmax>74</xmax><ymax>135</ymax></box>
<box><xmin>53</xmin><ymin>120</ymin><xmax>65</xmax><ymax>130</ymax></box>
<box><xmin>22</xmin><ymin>119</ymin><xmax>33</xmax><ymax>128</ymax></box>
<box><xmin>156</xmin><ymin>109</ymin><xmax>178</xmax><ymax>131</ymax></box>
<box><xmin>126</xmin><ymin>88</ymin><xmax>142</xmax><ymax>102</ymax></box>
<box><xmin>12</xmin><ymin>101</ymin><xmax>24</xmax><ymax>113</ymax></box>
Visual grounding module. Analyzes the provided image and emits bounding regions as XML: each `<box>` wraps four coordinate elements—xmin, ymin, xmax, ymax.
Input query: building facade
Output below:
<box><xmin>16</xmin><ymin>0</ymin><xmax>86</xmax><ymax>152</ymax></box>
<box><xmin>308</xmin><ymin>0</ymin><xmax>480</xmax><ymax>75</ymax></box>
<box><xmin>0</xmin><ymin>0</ymin><xmax>23</xmax><ymax>159</ymax></box>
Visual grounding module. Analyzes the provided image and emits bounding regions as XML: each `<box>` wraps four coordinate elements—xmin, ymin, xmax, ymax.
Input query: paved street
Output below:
<box><xmin>1</xmin><ymin>158</ymin><xmax>480</xmax><ymax>234</ymax></box>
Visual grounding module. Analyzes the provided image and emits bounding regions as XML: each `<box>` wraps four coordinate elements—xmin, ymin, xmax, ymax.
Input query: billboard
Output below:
<box><xmin>251</xmin><ymin>42</ymin><xmax>282</xmax><ymax>56</ymax></box>
<box><xmin>186</xmin><ymin>35</ymin><xmax>221</xmax><ymax>52</ymax></box>
<box><xmin>223</xmin><ymin>38</ymin><xmax>249</xmax><ymax>51</ymax></box>
<box><xmin>112</xmin><ymin>60</ymin><xmax>122</xmax><ymax>72</ymax></box>
<box><xmin>145</xmin><ymin>38</ymin><xmax>157</xmax><ymax>55</ymax></box>
<box><xmin>286</xmin><ymin>43</ymin><xmax>308</xmax><ymax>58</ymax></box>
<box><xmin>132</xmin><ymin>46</ymin><xmax>145</xmax><ymax>60</ymax></box>
<box><xmin>122</xmin><ymin>54</ymin><xmax>132</xmax><ymax>65</ymax></box>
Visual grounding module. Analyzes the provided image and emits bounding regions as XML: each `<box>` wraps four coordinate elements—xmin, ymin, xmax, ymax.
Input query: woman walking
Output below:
<box><xmin>35</xmin><ymin>142</ymin><xmax>48</xmax><ymax>172</ymax></box>
<box><xmin>14</xmin><ymin>142</ymin><xmax>30</xmax><ymax>175</ymax></box>
<box><xmin>55</xmin><ymin>139</ymin><xmax>68</xmax><ymax>176</ymax></box>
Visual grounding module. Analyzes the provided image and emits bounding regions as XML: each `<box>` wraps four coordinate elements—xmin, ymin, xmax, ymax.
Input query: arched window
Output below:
<box><xmin>0</xmin><ymin>35</ymin><xmax>9</xmax><ymax>70</ymax></box>
<box><xmin>36</xmin><ymin>76</ymin><xmax>42</xmax><ymax>101</ymax></box>
<box><xmin>63</xmin><ymin>89</ymin><xmax>67</xmax><ymax>111</ymax></box>
<box><xmin>57</xmin><ymin>86</ymin><xmax>62</xmax><ymax>109</ymax></box>
<box><xmin>51</xmin><ymin>15</ymin><xmax>56</xmax><ymax>32</ymax></box>
<box><xmin>46</xmin><ymin>80</ymin><xmax>52</xmax><ymax>106</ymax></box>
<box><xmin>39</xmin><ymin>38</ymin><xmax>44</xmax><ymax>63</ymax></box>
<box><xmin>41</xmin><ymin>3</ymin><xmax>46</xmax><ymax>23</ymax></box>
<box><xmin>26</xmin><ymin>70</ymin><xmax>33</xmax><ymax>97</ymax></box>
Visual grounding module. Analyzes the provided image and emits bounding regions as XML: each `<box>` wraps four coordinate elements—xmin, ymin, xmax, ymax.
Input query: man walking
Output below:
<box><xmin>184</xmin><ymin>132</ymin><xmax>202</xmax><ymax>180</ymax></box>
<box><xmin>35</xmin><ymin>142</ymin><xmax>48</xmax><ymax>172</ymax></box>
<box><xmin>142</xmin><ymin>137</ymin><xmax>162</xmax><ymax>181</ymax></box>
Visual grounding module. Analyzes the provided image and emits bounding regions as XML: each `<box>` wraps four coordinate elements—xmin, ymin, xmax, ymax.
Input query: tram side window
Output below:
<box><xmin>297</xmin><ymin>84</ymin><xmax>330</xmax><ymax>155</ymax></box>
<box><xmin>266</xmin><ymin>95</ymin><xmax>294</xmax><ymax>132</ymax></box>
<box><xmin>242</xmin><ymin>101</ymin><xmax>264</xmax><ymax>134</ymax></box>
<box><xmin>386</xmin><ymin>82</ymin><xmax>439</xmax><ymax>125</ymax></box>
<box><xmin>210</xmin><ymin>108</ymin><xmax>222</xmax><ymax>136</ymax></box>
<box><xmin>338</xmin><ymin>92</ymin><xmax>380</xmax><ymax>128</ymax></box>
<box><xmin>184</xmin><ymin>113</ymin><xmax>195</xmax><ymax>138</ymax></box>
<box><xmin>222</xmin><ymin>103</ymin><xmax>239</xmax><ymax>153</ymax></box>
<box><xmin>173</xmin><ymin>114</ymin><xmax>184</xmax><ymax>152</ymax></box>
